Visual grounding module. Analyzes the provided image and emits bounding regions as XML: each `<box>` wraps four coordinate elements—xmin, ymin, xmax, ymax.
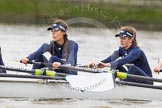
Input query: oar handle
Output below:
<box><xmin>27</xmin><ymin>61</ymin><xmax>52</xmax><ymax>67</ymax></box>
<box><xmin>27</xmin><ymin>61</ymin><xmax>104</xmax><ymax>73</ymax></box>
<box><xmin>20</xmin><ymin>60</ymin><xmax>52</xmax><ymax>67</ymax></box>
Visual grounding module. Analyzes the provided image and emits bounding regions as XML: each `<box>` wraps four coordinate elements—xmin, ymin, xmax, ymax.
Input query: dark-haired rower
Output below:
<box><xmin>21</xmin><ymin>19</ymin><xmax>78</xmax><ymax>74</ymax></box>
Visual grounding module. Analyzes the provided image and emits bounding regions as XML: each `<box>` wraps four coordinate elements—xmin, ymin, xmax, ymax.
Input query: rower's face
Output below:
<box><xmin>119</xmin><ymin>36</ymin><xmax>133</xmax><ymax>49</ymax></box>
<box><xmin>51</xmin><ymin>30</ymin><xmax>65</xmax><ymax>42</ymax></box>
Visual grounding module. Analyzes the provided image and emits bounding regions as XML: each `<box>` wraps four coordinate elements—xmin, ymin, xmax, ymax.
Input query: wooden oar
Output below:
<box><xmin>0</xmin><ymin>65</ymin><xmax>67</xmax><ymax>77</ymax></box>
<box><xmin>0</xmin><ymin>73</ymin><xmax>65</xmax><ymax>80</ymax></box>
<box><xmin>27</xmin><ymin>61</ymin><xmax>162</xmax><ymax>83</ymax></box>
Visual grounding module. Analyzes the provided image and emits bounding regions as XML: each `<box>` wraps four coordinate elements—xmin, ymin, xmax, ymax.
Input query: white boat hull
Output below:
<box><xmin>0</xmin><ymin>78</ymin><xmax>162</xmax><ymax>101</ymax></box>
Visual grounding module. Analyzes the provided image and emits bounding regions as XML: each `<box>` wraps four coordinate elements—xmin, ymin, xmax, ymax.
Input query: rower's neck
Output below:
<box><xmin>124</xmin><ymin>43</ymin><xmax>132</xmax><ymax>50</ymax></box>
<box><xmin>56</xmin><ymin>39</ymin><xmax>65</xmax><ymax>46</ymax></box>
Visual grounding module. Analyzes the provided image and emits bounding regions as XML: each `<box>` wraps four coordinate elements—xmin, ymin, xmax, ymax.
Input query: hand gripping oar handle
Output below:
<box><xmin>20</xmin><ymin>60</ymin><xmax>68</xmax><ymax>76</ymax></box>
<box><xmin>27</xmin><ymin>61</ymin><xmax>103</xmax><ymax>73</ymax></box>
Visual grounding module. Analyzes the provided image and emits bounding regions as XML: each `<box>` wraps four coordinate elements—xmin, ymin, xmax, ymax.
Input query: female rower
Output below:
<box><xmin>21</xmin><ymin>19</ymin><xmax>78</xmax><ymax>74</ymax></box>
<box><xmin>88</xmin><ymin>26</ymin><xmax>153</xmax><ymax>84</ymax></box>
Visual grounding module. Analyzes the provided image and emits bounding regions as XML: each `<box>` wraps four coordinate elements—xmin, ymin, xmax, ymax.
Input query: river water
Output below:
<box><xmin>0</xmin><ymin>24</ymin><xmax>162</xmax><ymax>107</ymax></box>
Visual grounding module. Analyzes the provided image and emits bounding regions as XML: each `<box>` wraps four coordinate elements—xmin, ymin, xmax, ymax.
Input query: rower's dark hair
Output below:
<box><xmin>120</xmin><ymin>26</ymin><xmax>138</xmax><ymax>46</ymax></box>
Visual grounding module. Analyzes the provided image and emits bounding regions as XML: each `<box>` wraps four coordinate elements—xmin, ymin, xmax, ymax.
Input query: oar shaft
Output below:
<box><xmin>0</xmin><ymin>73</ymin><xmax>65</xmax><ymax>80</ymax></box>
<box><xmin>60</xmin><ymin>65</ymin><xmax>103</xmax><ymax>73</ymax></box>
<box><xmin>116</xmin><ymin>81</ymin><xmax>162</xmax><ymax>90</ymax></box>
<box><xmin>0</xmin><ymin>65</ymin><xmax>34</xmax><ymax>73</ymax></box>
<box><xmin>28</xmin><ymin>61</ymin><xmax>103</xmax><ymax>73</ymax></box>
<box><xmin>127</xmin><ymin>73</ymin><xmax>162</xmax><ymax>82</ymax></box>
<box><xmin>0</xmin><ymin>65</ymin><xmax>67</xmax><ymax>77</ymax></box>
<box><xmin>116</xmin><ymin>72</ymin><xmax>162</xmax><ymax>83</ymax></box>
